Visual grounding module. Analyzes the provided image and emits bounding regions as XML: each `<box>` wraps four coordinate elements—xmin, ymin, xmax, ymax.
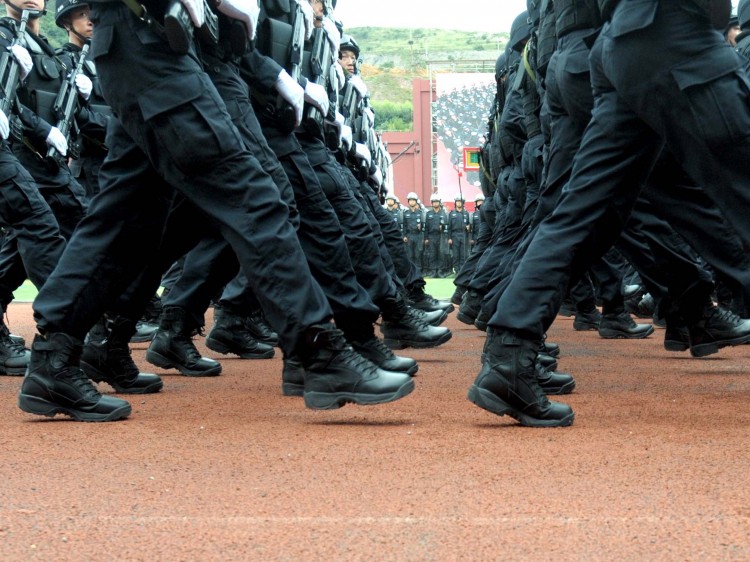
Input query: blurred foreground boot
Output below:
<box><xmin>146</xmin><ymin>306</ymin><xmax>221</xmax><ymax>376</ymax></box>
<box><xmin>81</xmin><ymin>316</ymin><xmax>163</xmax><ymax>394</ymax></box>
<box><xmin>18</xmin><ymin>333</ymin><xmax>131</xmax><ymax>422</ymax></box>
<box><xmin>206</xmin><ymin>306</ymin><xmax>275</xmax><ymax>359</ymax></box>
<box><xmin>467</xmin><ymin>330</ymin><xmax>574</xmax><ymax>427</ymax></box>
<box><xmin>598</xmin><ymin>312</ymin><xmax>654</xmax><ymax>339</ymax></box>
<box><xmin>299</xmin><ymin>324</ymin><xmax>415</xmax><ymax>410</ymax></box>
<box><xmin>0</xmin><ymin>318</ymin><xmax>30</xmax><ymax>375</ymax></box>
<box><xmin>686</xmin><ymin>306</ymin><xmax>750</xmax><ymax>358</ymax></box>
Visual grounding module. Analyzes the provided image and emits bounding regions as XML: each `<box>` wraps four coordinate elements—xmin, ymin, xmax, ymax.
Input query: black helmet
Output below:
<box><xmin>55</xmin><ymin>0</ymin><xmax>88</xmax><ymax>28</ymax></box>
<box><xmin>339</xmin><ymin>33</ymin><xmax>360</xmax><ymax>58</ymax></box>
<box><xmin>509</xmin><ymin>10</ymin><xmax>531</xmax><ymax>53</ymax></box>
<box><xmin>740</xmin><ymin>0</ymin><xmax>750</xmax><ymax>29</ymax></box>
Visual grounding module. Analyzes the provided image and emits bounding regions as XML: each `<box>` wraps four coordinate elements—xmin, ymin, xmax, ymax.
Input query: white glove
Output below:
<box><xmin>274</xmin><ymin>69</ymin><xmax>304</xmax><ymax>126</ymax></box>
<box><xmin>303</xmin><ymin>81</ymin><xmax>329</xmax><ymax>116</ymax></box>
<box><xmin>11</xmin><ymin>44</ymin><xmax>33</xmax><ymax>81</ymax></box>
<box><xmin>370</xmin><ymin>167</ymin><xmax>383</xmax><ymax>186</ymax></box>
<box><xmin>46</xmin><ymin>126</ymin><xmax>67</xmax><ymax>156</ymax></box>
<box><xmin>363</xmin><ymin>106</ymin><xmax>374</xmax><ymax>127</ymax></box>
<box><xmin>340</xmin><ymin>124</ymin><xmax>352</xmax><ymax>151</ymax></box>
<box><xmin>215</xmin><ymin>0</ymin><xmax>260</xmax><ymax>40</ymax></box>
<box><xmin>354</xmin><ymin>142</ymin><xmax>371</xmax><ymax>167</ymax></box>
<box><xmin>179</xmin><ymin>0</ymin><xmax>205</xmax><ymax>27</ymax></box>
<box><xmin>0</xmin><ymin>110</ymin><xmax>8</xmax><ymax>140</ymax></box>
<box><xmin>333</xmin><ymin>61</ymin><xmax>346</xmax><ymax>92</ymax></box>
<box><xmin>349</xmin><ymin>74</ymin><xmax>368</xmax><ymax>98</ymax></box>
<box><xmin>292</xmin><ymin>0</ymin><xmax>314</xmax><ymax>40</ymax></box>
<box><xmin>321</xmin><ymin>17</ymin><xmax>340</xmax><ymax>55</ymax></box>
<box><xmin>75</xmin><ymin>73</ymin><xmax>92</xmax><ymax>101</ymax></box>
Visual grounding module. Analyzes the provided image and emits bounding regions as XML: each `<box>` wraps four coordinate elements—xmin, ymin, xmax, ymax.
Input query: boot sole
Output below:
<box><xmin>282</xmin><ymin>382</ymin><xmax>304</xmax><ymax>397</ymax></box>
<box><xmin>598</xmin><ymin>326</ymin><xmax>654</xmax><ymax>339</ymax></box>
<box><xmin>0</xmin><ymin>365</ymin><xmax>27</xmax><ymax>376</ymax></box>
<box><xmin>383</xmin><ymin>330</ymin><xmax>452</xmax><ymax>350</ymax></box>
<box><xmin>129</xmin><ymin>334</ymin><xmax>155</xmax><ymax>343</ymax></box>
<box><xmin>456</xmin><ymin>311</ymin><xmax>477</xmax><ymax>325</ymax></box>
<box><xmin>664</xmin><ymin>340</ymin><xmax>689</xmax><ymax>352</ymax></box>
<box><xmin>205</xmin><ymin>338</ymin><xmax>275</xmax><ymax>359</ymax></box>
<box><xmin>81</xmin><ymin>360</ymin><xmax>164</xmax><ymax>395</ymax></box>
<box><xmin>18</xmin><ymin>393</ymin><xmax>131</xmax><ymax>422</ymax></box>
<box><xmin>689</xmin><ymin>333</ymin><xmax>750</xmax><ymax>358</ymax></box>
<box><xmin>146</xmin><ymin>350</ymin><xmax>222</xmax><ymax>377</ymax></box>
<box><xmin>303</xmin><ymin>379</ymin><xmax>415</xmax><ymax>410</ymax></box>
<box><xmin>467</xmin><ymin>385</ymin><xmax>574</xmax><ymax>428</ymax></box>
<box><xmin>573</xmin><ymin>323</ymin><xmax>599</xmax><ymax>331</ymax></box>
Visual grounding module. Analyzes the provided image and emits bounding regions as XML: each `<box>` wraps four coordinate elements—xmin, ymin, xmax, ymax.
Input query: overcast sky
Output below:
<box><xmin>333</xmin><ymin>0</ymin><xmax>529</xmax><ymax>34</ymax></box>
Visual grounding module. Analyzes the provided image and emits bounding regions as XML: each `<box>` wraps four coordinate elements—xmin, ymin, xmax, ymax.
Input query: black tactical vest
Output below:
<box><xmin>555</xmin><ymin>0</ymin><xmax>602</xmax><ymax>38</ymax></box>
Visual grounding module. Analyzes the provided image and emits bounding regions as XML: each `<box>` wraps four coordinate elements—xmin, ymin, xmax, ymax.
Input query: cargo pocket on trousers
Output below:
<box><xmin>671</xmin><ymin>48</ymin><xmax>750</xmax><ymax>147</ymax></box>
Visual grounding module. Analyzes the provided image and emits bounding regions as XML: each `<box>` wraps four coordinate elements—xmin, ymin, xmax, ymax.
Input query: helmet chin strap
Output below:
<box><xmin>67</xmin><ymin>26</ymin><xmax>89</xmax><ymax>45</ymax></box>
<box><xmin>3</xmin><ymin>0</ymin><xmax>45</xmax><ymax>18</ymax></box>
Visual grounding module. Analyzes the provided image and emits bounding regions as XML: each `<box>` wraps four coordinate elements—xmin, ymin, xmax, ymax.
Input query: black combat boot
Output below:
<box><xmin>18</xmin><ymin>333</ymin><xmax>131</xmax><ymax>421</ymax></box>
<box><xmin>0</xmin><ymin>318</ymin><xmax>30</xmax><ymax>375</ymax></box>
<box><xmin>467</xmin><ymin>330</ymin><xmax>574</xmax><ymax>427</ymax></box>
<box><xmin>299</xmin><ymin>323</ymin><xmax>415</xmax><ymax>410</ymax></box>
<box><xmin>146</xmin><ymin>306</ymin><xmax>222</xmax><ymax>376</ymax></box>
<box><xmin>457</xmin><ymin>290</ymin><xmax>482</xmax><ymax>325</ymax></box>
<box><xmin>534</xmin><ymin>361</ymin><xmax>575</xmax><ymax>395</ymax></box>
<box><xmin>573</xmin><ymin>307</ymin><xmax>602</xmax><ymax>331</ymax></box>
<box><xmin>206</xmin><ymin>306</ymin><xmax>275</xmax><ymax>359</ymax></box>
<box><xmin>408</xmin><ymin>306</ymin><xmax>448</xmax><ymax>327</ymax></box>
<box><xmin>245</xmin><ymin>309</ymin><xmax>279</xmax><ymax>346</ymax></box>
<box><xmin>598</xmin><ymin>312</ymin><xmax>654</xmax><ymax>339</ymax></box>
<box><xmin>379</xmin><ymin>297</ymin><xmax>452</xmax><ymax>349</ymax></box>
<box><xmin>407</xmin><ymin>283</ymin><xmax>454</xmax><ymax>313</ymax></box>
<box><xmin>81</xmin><ymin>316</ymin><xmax>163</xmax><ymax>394</ymax></box>
<box><xmin>351</xmin><ymin>336</ymin><xmax>418</xmax><ymax>376</ymax></box>
<box><xmin>541</xmin><ymin>339</ymin><xmax>560</xmax><ymax>358</ymax></box>
<box><xmin>474</xmin><ymin>306</ymin><xmax>490</xmax><ymax>332</ymax></box>
<box><xmin>130</xmin><ymin>293</ymin><xmax>162</xmax><ymax>343</ymax></box>
<box><xmin>451</xmin><ymin>285</ymin><xmax>467</xmax><ymax>305</ymax></box>
<box><xmin>686</xmin><ymin>306</ymin><xmax>750</xmax><ymax>357</ymax></box>
<box><xmin>282</xmin><ymin>354</ymin><xmax>306</xmax><ymax>397</ymax></box>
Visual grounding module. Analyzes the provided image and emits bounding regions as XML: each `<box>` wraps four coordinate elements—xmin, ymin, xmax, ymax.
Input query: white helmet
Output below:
<box><xmin>406</xmin><ymin>191</ymin><xmax>419</xmax><ymax>201</ymax></box>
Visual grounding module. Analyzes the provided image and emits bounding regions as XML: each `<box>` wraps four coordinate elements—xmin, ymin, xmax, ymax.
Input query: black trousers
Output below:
<box><xmin>33</xmin><ymin>4</ymin><xmax>331</xmax><ymax>356</ymax></box>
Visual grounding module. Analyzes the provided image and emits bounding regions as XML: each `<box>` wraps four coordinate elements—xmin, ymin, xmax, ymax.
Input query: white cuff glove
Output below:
<box><xmin>11</xmin><ymin>44</ymin><xmax>33</xmax><ymax>81</ymax></box>
<box><xmin>215</xmin><ymin>0</ymin><xmax>260</xmax><ymax>40</ymax></box>
<box><xmin>349</xmin><ymin>74</ymin><xmax>368</xmax><ymax>98</ymax></box>
<box><xmin>46</xmin><ymin>126</ymin><xmax>67</xmax><ymax>156</ymax></box>
<box><xmin>179</xmin><ymin>0</ymin><xmax>205</xmax><ymax>27</ymax></box>
<box><xmin>321</xmin><ymin>17</ymin><xmax>340</xmax><ymax>55</ymax></box>
<box><xmin>304</xmin><ymin>81</ymin><xmax>329</xmax><ymax>116</ymax></box>
<box><xmin>333</xmin><ymin>61</ymin><xmax>346</xmax><ymax>92</ymax></box>
<box><xmin>0</xmin><ymin>110</ymin><xmax>8</xmax><ymax>140</ymax></box>
<box><xmin>292</xmin><ymin>0</ymin><xmax>314</xmax><ymax>40</ymax></box>
<box><xmin>340</xmin><ymin>124</ymin><xmax>352</xmax><ymax>151</ymax></box>
<box><xmin>75</xmin><ymin>74</ymin><xmax>92</xmax><ymax>100</ymax></box>
<box><xmin>354</xmin><ymin>142</ymin><xmax>371</xmax><ymax>167</ymax></box>
<box><xmin>274</xmin><ymin>69</ymin><xmax>304</xmax><ymax>126</ymax></box>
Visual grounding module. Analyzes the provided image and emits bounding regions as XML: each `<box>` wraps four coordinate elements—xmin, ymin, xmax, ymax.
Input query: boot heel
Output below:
<box><xmin>18</xmin><ymin>394</ymin><xmax>59</xmax><ymax>417</ymax></box>
<box><xmin>467</xmin><ymin>385</ymin><xmax>511</xmax><ymax>417</ymax></box>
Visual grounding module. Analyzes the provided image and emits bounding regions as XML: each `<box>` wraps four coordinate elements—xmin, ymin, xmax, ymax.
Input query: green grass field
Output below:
<box><xmin>12</xmin><ymin>278</ymin><xmax>456</xmax><ymax>304</ymax></box>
